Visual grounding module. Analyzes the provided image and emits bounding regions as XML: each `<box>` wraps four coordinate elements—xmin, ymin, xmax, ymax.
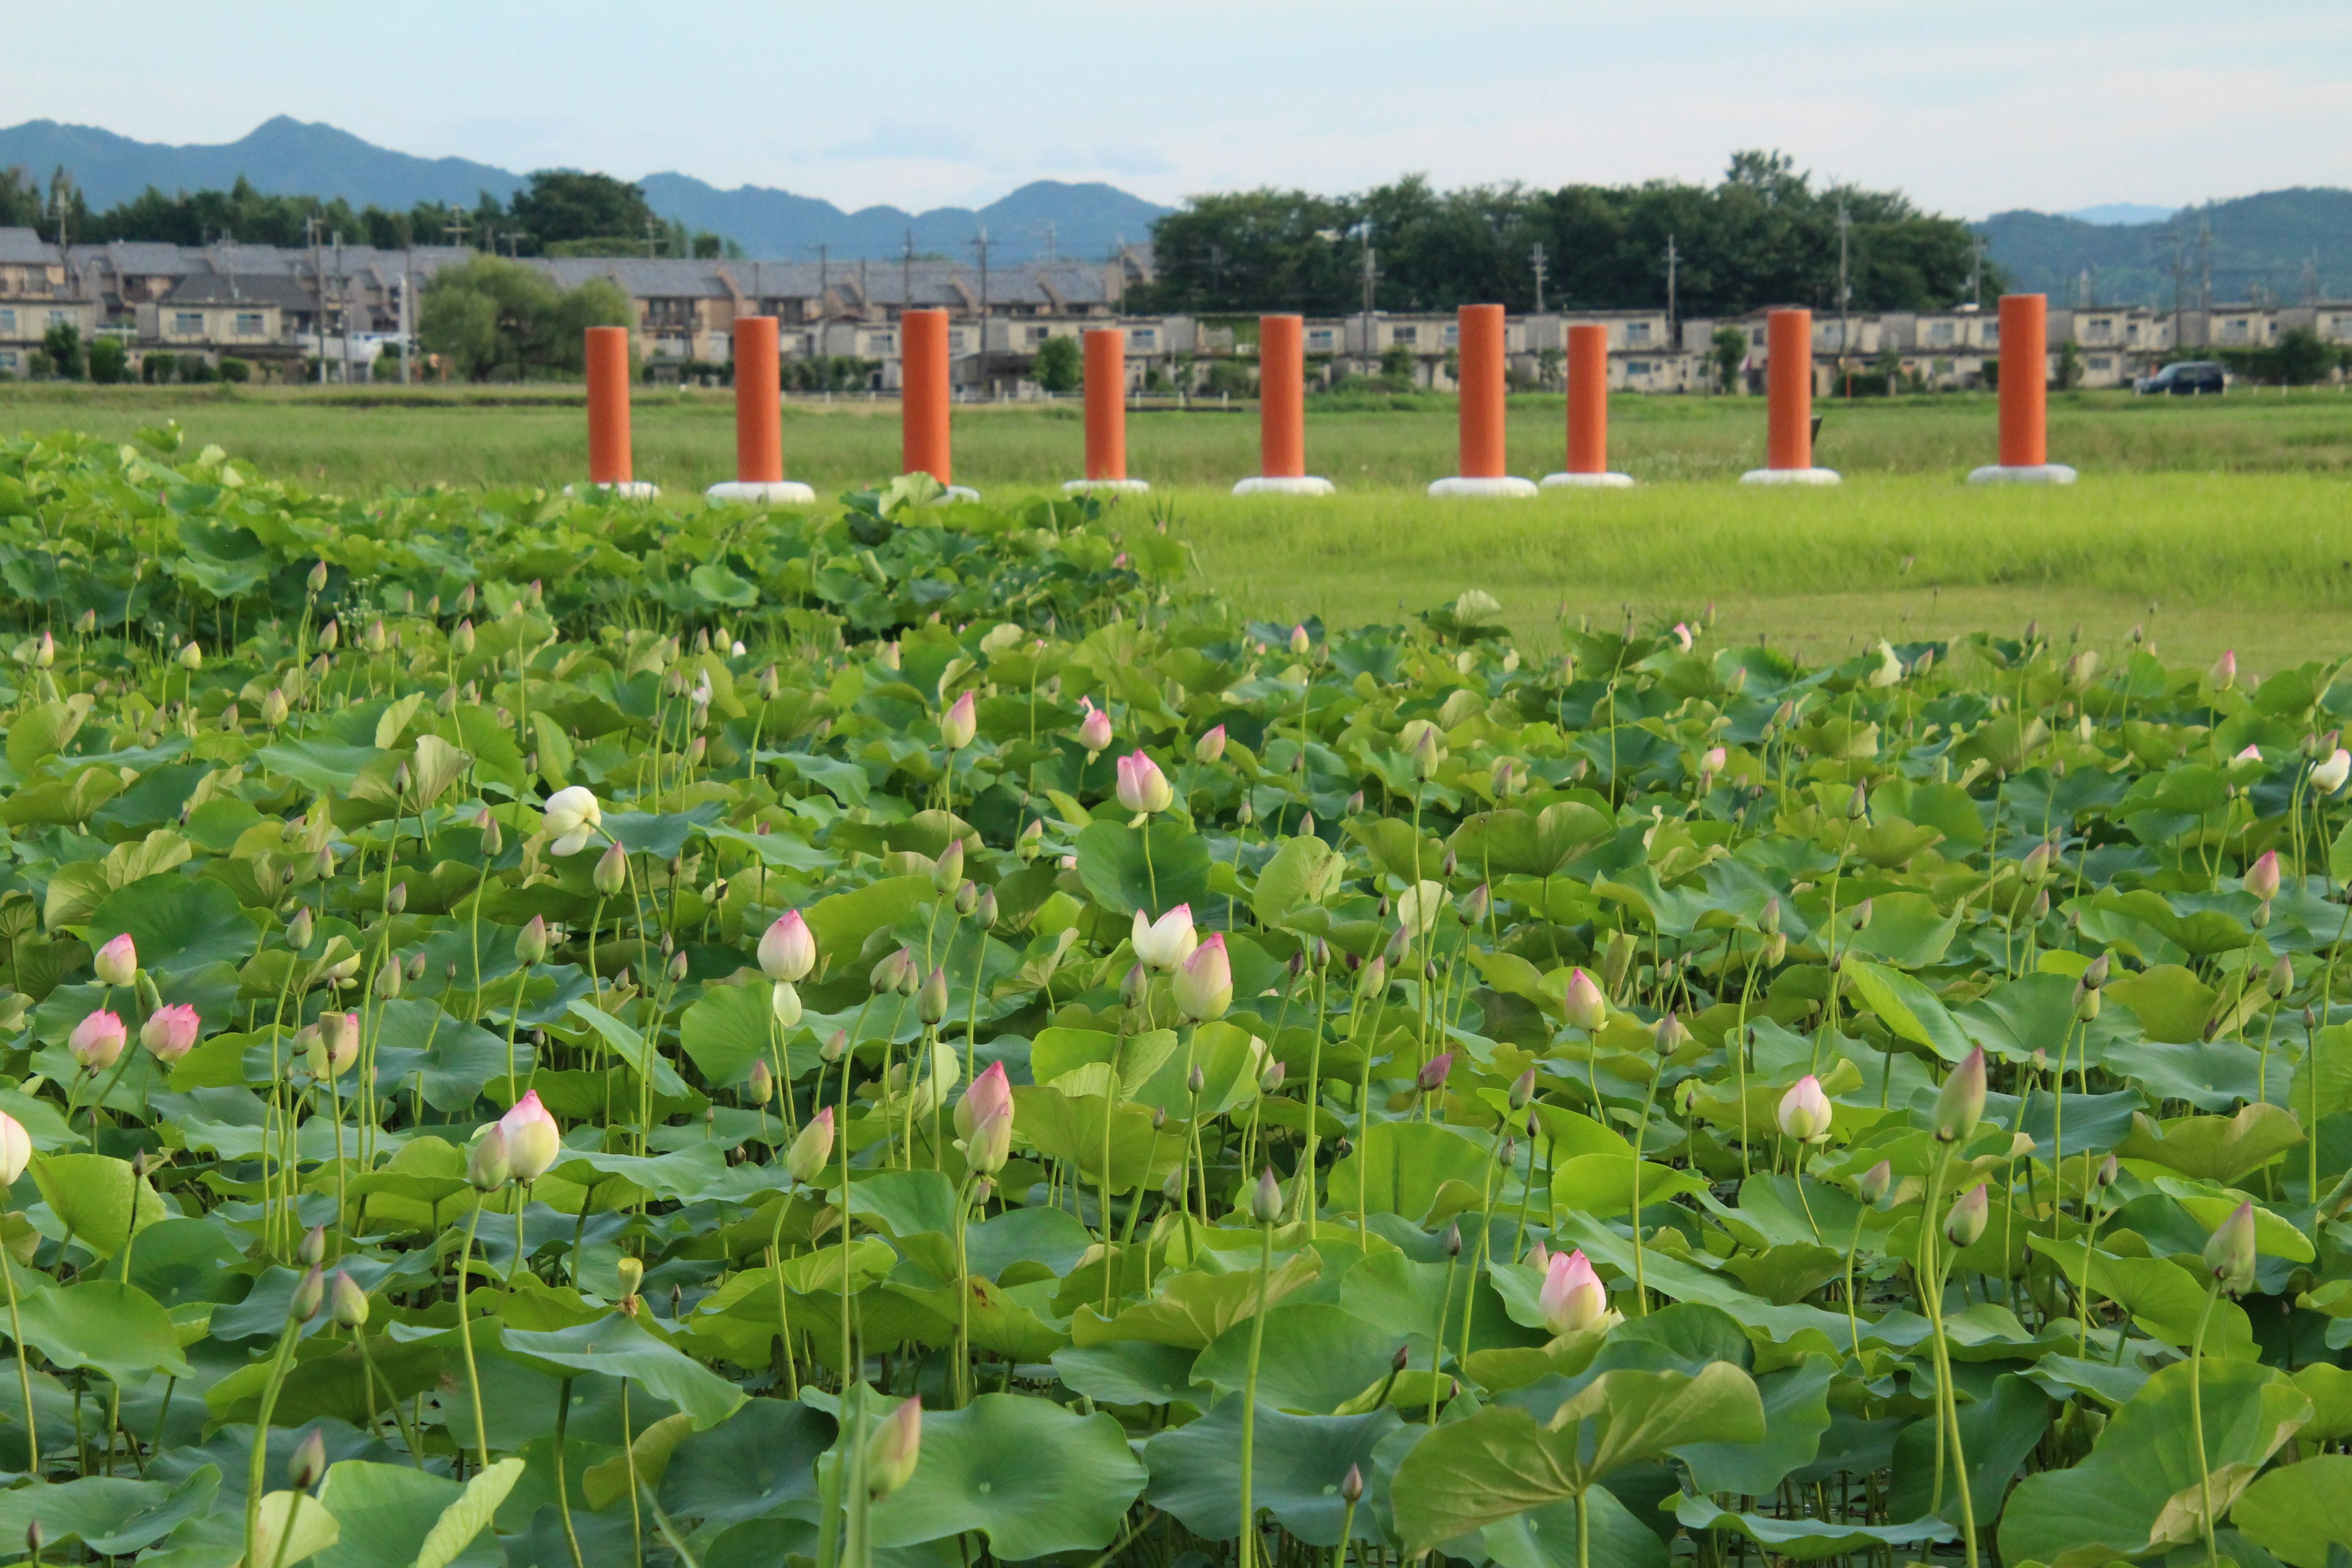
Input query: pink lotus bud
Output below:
<box><xmin>70</xmin><ymin>1009</ymin><xmax>127</xmax><ymax>1071</ymax></box>
<box><xmin>2212</xmin><ymin>650</ymin><xmax>2237</xmax><ymax>690</ymax></box>
<box><xmin>92</xmin><ymin>933</ymin><xmax>138</xmax><ymax>988</ymax></box>
<box><xmin>786</xmin><ymin>1106</ymin><xmax>835</xmax><ymax>1184</ymax></box>
<box><xmin>2315</xmin><ymin>748</ymin><xmax>2351</xmax><ymax>795</ymax></box>
<box><xmin>1195</xmin><ymin>725</ymin><xmax>1227</xmax><ymax>764</ymax></box>
<box><xmin>1539</xmin><ymin>1249</ymin><xmax>1611</xmax><ymax>1335</ymax></box>
<box><xmin>758</xmin><ymin>910</ymin><xmax>816</xmax><ymax>982</ymax></box>
<box><xmin>940</xmin><ymin>690</ymin><xmax>976</xmax><ymax>751</ymax></box>
<box><xmin>2203</xmin><ymin>1200</ymin><xmax>2256</xmax><ymax>1293</ymax></box>
<box><xmin>2246</xmin><ymin>850</ymin><xmax>2281</xmax><ymax>903</ymax></box>
<box><xmin>1289</xmin><ymin>624</ymin><xmax>1310</xmax><ymax>655</ymax></box>
<box><xmin>1671</xmin><ymin>622</ymin><xmax>1694</xmax><ymax>652</ymax></box>
<box><xmin>1945</xmin><ymin>1182</ymin><xmax>1989</xmax><ymax>1248</ymax></box>
<box><xmin>1525</xmin><ymin>1238</ymin><xmax>1550</xmax><ymax>1270</ymax></box>
<box><xmin>1562</xmin><ymin>968</ymin><xmax>1606</xmax><ymax>1032</ymax></box>
<box><xmin>515</xmin><ymin>914</ymin><xmax>549</xmax><ymax>966</ymax></box>
<box><xmin>956</xmin><ymin>1060</ymin><xmax>1012</xmax><ymax>1140</ymax></box>
<box><xmin>140</xmin><ymin>1003</ymin><xmax>202</xmax><ymax>1064</ymax></box>
<box><xmin>1131</xmin><ymin>905</ymin><xmax>1198</xmax><ymax>972</ymax></box>
<box><xmin>1702</xmin><ymin>745</ymin><xmax>1727</xmax><ymax>775</ymax></box>
<box><xmin>1173</xmin><ymin>933</ymin><xmax>1232</xmax><ymax>1022</ymax></box>
<box><xmin>865</xmin><ymin>1396</ymin><xmax>923</xmax><ymax>1500</ymax></box>
<box><xmin>468</xmin><ymin>1125</ymin><xmax>511</xmax><ymax>1191</ymax></box>
<box><xmin>1115</xmin><ymin>750</ymin><xmax>1173</xmax><ymax>815</ymax></box>
<box><xmin>1776</xmin><ymin>1074</ymin><xmax>1833</xmax><ymax>1143</ymax></box>
<box><xmin>1857</xmin><ymin>1159</ymin><xmax>1893</xmax><ymax>1206</ymax></box>
<box><xmin>2234</xmin><ymin>744</ymin><xmax>2263</xmax><ymax>765</ymax></box>
<box><xmin>319</xmin><ymin>1010</ymin><xmax>360</xmax><ymax>1075</ymax></box>
<box><xmin>1250</xmin><ymin>1167</ymin><xmax>1284</xmax><ymax>1224</ymax></box>
<box><xmin>499</xmin><ymin>1090</ymin><xmax>562</xmax><ymax>1182</ymax></box>
<box><xmin>1076</xmin><ymin>698</ymin><xmax>1113</xmax><ymax>755</ymax></box>
<box><xmin>1934</xmin><ymin>1047</ymin><xmax>1987</xmax><ymax>1144</ymax></box>
<box><xmin>0</xmin><ymin>1112</ymin><xmax>29</xmax><ymax>1187</ymax></box>
<box><xmin>965</xmin><ymin>1101</ymin><xmax>1012</xmax><ymax>1174</ymax></box>
<box><xmin>1416</xmin><ymin>1052</ymin><xmax>1455</xmax><ymax>1093</ymax></box>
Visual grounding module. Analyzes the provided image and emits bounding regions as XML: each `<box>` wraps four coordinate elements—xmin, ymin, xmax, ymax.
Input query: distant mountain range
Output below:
<box><xmin>1977</xmin><ymin>188</ymin><xmax>2352</xmax><ymax>306</ymax></box>
<box><xmin>0</xmin><ymin>116</ymin><xmax>1168</xmax><ymax>264</ymax></box>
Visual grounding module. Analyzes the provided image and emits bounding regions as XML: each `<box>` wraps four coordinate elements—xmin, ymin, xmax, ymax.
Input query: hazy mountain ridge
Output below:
<box><xmin>1976</xmin><ymin>188</ymin><xmax>2352</xmax><ymax>305</ymax></box>
<box><xmin>0</xmin><ymin>116</ymin><xmax>1166</xmax><ymax>263</ymax></box>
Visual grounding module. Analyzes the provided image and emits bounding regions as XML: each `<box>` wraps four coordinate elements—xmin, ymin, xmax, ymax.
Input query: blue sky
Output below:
<box><xmin>10</xmin><ymin>1</ymin><xmax>2349</xmax><ymax>216</ymax></box>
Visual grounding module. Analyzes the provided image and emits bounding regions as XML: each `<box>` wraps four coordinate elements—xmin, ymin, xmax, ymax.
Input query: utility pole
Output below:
<box><xmin>2170</xmin><ymin>227</ymin><xmax>2186</xmax><ymax>350</ymax></box>
<box><xmin>1836</xmin><ymin>202</ymin><xmax>1852</xmax><ymax>393</ymax></box>
<box><xmin>442</xmin><ymin>209</ymin><xmax>470</xmax><ymax>249</ymax></box>
<box><xmin>336</xmin><ymin>233</ymin><xmax>352</xmax><ymax>386</ymax></box>
<box><xmin>1359</xmin><ymin>222</ymin><xmax>1377</xmax><ymax>378</ymax></box>
<box><xmin>1529</xmin><ymin>241</ymin><xmax>1547</xmax><ymax>314</ymax></box>
<box><xmin>644</xmin><ymin>217</ymin><xmax>662</xmax><ymax>258</ymax></box>
<box><xmin>902</xmin><ymin>225</ymin><xmax>914</xmax><ymax>322</ymax></box>
<box><xmin>970</xmin><ymin>226</ymin><xmax>990</xmax><ymax>395</ymax></box>
<box><xmin>1969</xmin><ymin>234</ymin><xmax>1986</xmax><ymax>310</ymax></box>
<box><xmin>306</xmin><ymin>215</ymin><xmax>327</xmax><ymax>383</ymax></box>
<box><xmin>400</xmin><ymin>251</ymin><xmax>412</xmax><ymax>384</ymax></box>
<box><xmin>1042</xmin><ymin>220</ymin><xmax>1057</xmax><ymax>263</ymax></box>
<box><xmin>2198</xmin><ymin>216</ymin><xmax>2212</xmax><ymax>311</ymax></box>
<box><xmin>1664</xmin><ymin>233</ymin><xmax>1679</xmax><ymax>342</ymax></box>
<box><xmin>2306</xmin><ymin>251</ymin><xmax>2321</xmax><ymax>306</ymax></box>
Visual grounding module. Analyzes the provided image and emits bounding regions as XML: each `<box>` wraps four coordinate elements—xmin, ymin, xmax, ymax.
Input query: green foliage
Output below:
<box><xmin>418</xmin><ymin>255</ymin><xmax>630</xmax><ymax>382</ymax></box>
<box><xmin>1031</xmin><ymin>333</ymin><xmax>1082</xmax><ymax>393</ymax></box>
<box><xmin>0</xmin><ymin>426</ymin><xmax>2346</xmax><ymax>1566</ymax></box>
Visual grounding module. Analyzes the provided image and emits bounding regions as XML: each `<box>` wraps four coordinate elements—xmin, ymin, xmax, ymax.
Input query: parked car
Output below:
<box><xmin>2135</xmin><ymin>360</ymin><xmax>2228</xmax><ymax>395</ymax></box>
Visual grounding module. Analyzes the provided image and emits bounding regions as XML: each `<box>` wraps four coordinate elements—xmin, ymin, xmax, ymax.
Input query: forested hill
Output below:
<box><xmin>1976</xmin><ymin>187</ymin><xmax>2352</xmax><ymax>305</ymax></box>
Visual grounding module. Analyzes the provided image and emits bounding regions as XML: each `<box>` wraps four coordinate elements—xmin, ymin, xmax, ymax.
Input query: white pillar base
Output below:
<box><xmin>1063</xmin><ymin>478</ymin><xmax>1151</xmax><ymax>494</ymax></box>
<box><xmin>1428</xmin><ymin>475</ymin><xmax>1539</xmax><ymax>498</ymax></box>
<box><xmin>1738</xmin><ymin>467</ymin><xmax>1842</xmax><ymax>486</ymax></box>
<box><xmin>1232</xmin><ymin>475</ymin><xmax>1336</xmax><ymax>496</ymax></box>
<box><xmin>1539</xmin><ymin>471</ymin><xmax>1636</xmax><ymax>489</ymax></box>
<box><xmin>704</xmin><ymin>480</ymin><xmax>816</xmax><ymax>505</ymax></box>
<box><xmin>932</xmin><ymin>484</ymin><xmax>982</xmax><ymax>503</ymax></box>
<box><xmin>1966</xmin><ymin>463</ymin><xmax>2078</xmax><ymax>485</ymax></box>
<box><xmin>563</xmin><ymin>481</ymin><xmax>662</xmax><ymax>499</ymax></box>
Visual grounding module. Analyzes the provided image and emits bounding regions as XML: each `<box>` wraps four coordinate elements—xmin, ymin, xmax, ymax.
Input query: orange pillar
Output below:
<box><xmin>1766</xmin><ymin>309</ymin><xmax>1812</xmax><ymax>470</ymax></box>
<box><xmin>1457</xmin><ymin>304</ymin><xmax>1506</xmax><ymax>478</ymax></box>
<box><xmin>1998</xmin><ymin>293</ymin><xmax>2048</xmax><ymax>467</ymax></box>
<box><xmin>733</xmin><ymin>316</ymin><xmax>782</xmax><ymax>483</ymax></box>
<box><xmin>1084</xmin><ymin>329</ymin><xmax>1126</xmax><ymax>481</ymax></box>
<box><xmin>902</xmin><ymin>309</ymin><xmax>952</xmax><ymax>482</ymax></box>
<box><xmin>1566</xmin><ymin>324</ymin><xmax>1608</xmax><ymax>473</ymax></box>
<box><xmin>1259</xmin><ymin>314</ymin><xmax>1305</xmax><ymax>477</ymax></box>
<box><xmin>586</xmin><ymin>326</ymin><xmax>633</xmax><ymax>484</ymax></box>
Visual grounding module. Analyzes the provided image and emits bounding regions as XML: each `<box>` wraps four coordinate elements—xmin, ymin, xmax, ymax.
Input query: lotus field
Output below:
<box><xmin>6</xmin><ymin>425</ymin><xmax>2352</xmax><ymax>1568</ymax></box>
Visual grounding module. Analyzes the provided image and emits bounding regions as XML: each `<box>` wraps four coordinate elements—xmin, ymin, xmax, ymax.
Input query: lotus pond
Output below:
<box><xmin>1</xmin><ymin>424</ymin><xmax>2351</xmax><ymax>1568</ymax></box>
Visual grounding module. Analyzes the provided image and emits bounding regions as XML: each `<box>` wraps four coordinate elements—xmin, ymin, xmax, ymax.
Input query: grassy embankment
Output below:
<box><xmin>5</xmin><ymin>381</ymin><xmax>2350</xmax><ymax>669</ymax></box>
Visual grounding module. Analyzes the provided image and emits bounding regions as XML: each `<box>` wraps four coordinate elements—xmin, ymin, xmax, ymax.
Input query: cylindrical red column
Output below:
<box><xmin>1457</xmin><ymin>304</ymin><xmax>1506</xmax><ymax>478</ymax></box>
<box><xmin>1999</xmin><ymin>293</ymin><xmax>2048</xmax><ymax>468</ymax></box>
<box><xmin>733</xmin><ymin>315</ymin><xmax>782</xmax><ymax>483</ymax></box>
<box><xmin>1084</xmin><ymin>329</ymin><xmax>1126</xmax><ymax>481</ymax></box>
<box><xmin>1565</xmin><ymin>323</ymin><xmax>1608</xmax><ymax>474</ymax></box>
<box><xmin>586</xmin><ymin>326</ymin><xmax>633</xmax><ymax>484</ymax></box>
<box><xmin>1258</xmin><ymin>315</ymin><xmax>1305</xmax><ymax>478</ymax></box>
<box><xmin>1766</xmin><ymin>309</ymin><xmax>1812</xmax><ymax>470</ymax></box>
<box><xmin>902</xmin><ymin>309</ymin><xmax>952</xmax><ymax>482</ymax></box>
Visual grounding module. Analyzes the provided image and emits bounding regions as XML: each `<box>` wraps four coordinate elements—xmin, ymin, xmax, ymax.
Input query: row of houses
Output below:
<box><xmin>2</xmin><ymin>228</ymin><xmax>2343</xmax><ymax>392</ymax></box>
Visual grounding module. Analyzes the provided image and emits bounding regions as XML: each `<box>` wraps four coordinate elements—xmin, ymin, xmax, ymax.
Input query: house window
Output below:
<box><xmin>1306</xmin><ymin>328</ymin><xmax>1334</xmax><ymax>350</ymax></box>
<box><xmin>2088</xmin><ymin>356</ymin><xmax>2113</xmax><ymax>371</ymax></box>
<box><xmin>173</xmin><ymin>312</ymin><xmax>203</xmax><ymax>334</ymax></box>
<box><xmin>47</xmin><ymin>310</ymin><xmax>69</xmax><ymax>328</ymax></box>
<box><xmin>1443</xmin><ymin>324</ymin><xmax>1459</xmax><ymax>345</ymax></box>
<box><xmin>1929</xmin><ymin>322</ymin><xmax>1956</xmax><ymax>345</ymax></box>
<box><xmin>0</xmin><ymin>309</ymin><xmax>13</xmax><ymax>333</ymax></box>
<box><xmin>869</xmin><ymin>333</ymin><xmax>896</xmax><ymax>353</ymax></box>
<box><xmin>948</xmin><ymin>330</ymin><xmax>968</xmax><ymax>352</ymax></box>
<box><xmin>236</xmin><ymin>312</ymin><xmax>265</xmax><ymax>337</ymax></box>
<box><xmin>1027</xmin><ymin>325</ymin><xmax>1049</xmax><ymax>344</ymax></box>
<box><xmin>2221</xmin><ymin>319</ymin><xmax>2249</xmax><ymax>343</ymax></box>
<box><xmin>1130</xmin><ymin>328</ymin><xmax>1157</xmax><ymax>349</ymax></box>
<box><xmin>0</xmin><ymin>351</ymin><xmax>15</xmax><ymax>369</ymax></box>
<box><xmin>1391</xmin><ymin>325</ymin><xmax>1417</xmax><ymax>345</ymax></box>
<box><xmin>2087</xmin><ymin>317</ymin><xmax>2113</xmax><ymax>338</ymax></box>
<box><xmin>1627</xmin><ymin>360</ymin><xmax>1652</xmax><ymax>375</ymax></box>
<box><xmin>1625</xmin><ymin>322</ymin><xmax>1651</xmax><ymax>345</ymax></box>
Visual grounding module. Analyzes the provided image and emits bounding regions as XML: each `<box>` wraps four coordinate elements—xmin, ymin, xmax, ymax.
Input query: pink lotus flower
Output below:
<box><xmin>499</xmin><ymin>1090</ymin><xmax>562</xmax><ymax>1182</ymax></box>
<box><xmin>2234</xmin><ymin>744</ymin><xmax>2263</xmax><ymax>764</ymax></box>
<box><xmin>70</xmin><ymin>1010</ymin><xmax>126</xmax><ymax>1071</ymax></box>
<box><xmin>758</xmin><ymin>910</ymin><xmax>816</xmax><ymax>983</ymax></box>
<box><xmin>1289</xmin><ymin>624</ymin><xmax>1311</xmax><ymax>655</ymax></box>
<box><xmin>1562</xmin><ymin>968</ymin><xmax>1606</xmax><ymax>1032</ymax></box>
<box><xmin>940</xmin><ymin>690</ymin><xmax>977</xmax><ymax>750</ymax></box>
<box><xmin>1076</xmin><ymin>698</ymin><xmax>1113</xmax><ymax>755</ymax></box>
<box><xmin>0</xmin><ymin>1112</ymin><xmax>29</xmax><ymax>1187</ymax></box>
<box><xmin>1540</xmin><ymin>1249</ymin><xmax>1612</xmax><ymax>1335</ymax></box>
<box><xmin>1777</xmin><ymin>1074</ymin><xmax>1833</xmax><ymax>1143</ymax></box>
<box><xmin>2246</xmin><ymin>849</ymin><xmax>2282</xmax><ymax>903</ymax></box>
<box><xmin>92</xmin><ymin>933</ymin><xmax>138</xmax><ymax>989</ymax></box>
<box><xmin>1702</xmin><ymin>745</ymin><xmax>1727</xmax><ymax>774</ymax></box>
<box><xmin>1131</xmin><ymin>905</ymin><xmax>1197</xmax><ymax>971</ymax></box>
<box><xmin>1195</xmin><ymin>725</ymin><xmax>1227</xmax><ymax>764</ymax></box>
<box><xmin>2212</xmin><ymin>650</ymin><xmax>2237</xmax><ymax>690</ymax></box>
<box><xmin>1671</xmin><ymin>622</ymin><xmax>1694</xmax><ymax>652</ymax></box>
<box><xmin>1116</xmin><ymin>750</ymin><xmax>1173</xmax><ymax>815</ymax></box>
<box><xmin>786</xmin><ymin>1106</ymin><xmax>835</xmax><ymax>1185</ymax></box>
<box><xmin>140</xmin><ymin>1003</ymin><xmax>202</xmax><ymax>1063</ymax></box>
<box><xmin>1173</xmin><ymin>933</ymin><xmax>1232</xmax><ymax>1022</ymax></box>
<box><xmin>956</xmin><ymin>1060</ymin><xmax>1012</xmax><ymax>1140</ymax></box>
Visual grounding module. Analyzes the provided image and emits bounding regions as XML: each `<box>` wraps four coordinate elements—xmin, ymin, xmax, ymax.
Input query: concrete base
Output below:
<box><xmin>1540</xmin><ymin>471</ymin><xmax>1636</xmax><ymax>489</ymax></box>
<box><xmin>1738</xmin><ymin>467</ymin><xmax>1842</xmax><ymax>486</ymax></box>
<box><xmin>704</xmin><ymin>480</ymin><xmax>817</xmax><ymax>505</ymax></box>
<box><xmin>1428</xmin><ymin>475</ymin><xmax>1539</xmax><ymax>499</ymax></box>
<box><xmin>1232</xmin><ymin>475</ymin><xmax>1336</xmax><ymax>496</ymax></box>
<box><xmin>563</xmin><ymin>481</ymin><xmax>662</xmax><ymax>500</ymax></box>
<box><xmin>1966</xmin><ymin>462</ymin><xmax>2078</xmax><ymax>486</ymax></box>
<box><xmin>1063</xmin><ymin>478</ymin><xmax>1152</xmax><ymax>494</ymax></box>
<box><xmin>933</xmin><ymin>484</ymin><xmax>982</xmax><ymax>503</ymax></box>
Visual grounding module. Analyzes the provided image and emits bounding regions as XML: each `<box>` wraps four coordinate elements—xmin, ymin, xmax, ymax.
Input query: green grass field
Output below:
<box><xmin>7</xmin><ymin>382</ymin><xmax>2351</xmax><ymax>669</ymax></box>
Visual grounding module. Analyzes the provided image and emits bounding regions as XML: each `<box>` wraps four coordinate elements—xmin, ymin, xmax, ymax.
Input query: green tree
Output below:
<box><xmin>2055</xmin><ymin>338</ymin><xmax>2084</xmax><ymax>390</ymax></box>
<box><xmin>1378</xmin><ymin>342</ymin><xmax>1417</xmax><ymax>385</ymax></box>
<box><xmin>419</xmin><ymin>255</ymin><xmax>630</xmax><ymax>381</ymax></box>
<box><xmin>509</xmin><ymin>171</ymin><xmax>658</xmax><ymax>251</ymax></box>
<box><xmin>1711</xmin><ymin>326</ymin><xmax>1747</xmax><ymax>393</ymax></box>
<box><xmin>40</xmin><ymin>320</ymin><xmax>83</xmax><ymax>379</ymax></box>
<box><xmin>1032</xmin><ymin>334</ymin><xmax>1082</xmax><ymax>393</ymax></box>
<box><xmin>86</xmin><ymin>336</ymin><xmax>127</xmax><ymax>384</ymax></box>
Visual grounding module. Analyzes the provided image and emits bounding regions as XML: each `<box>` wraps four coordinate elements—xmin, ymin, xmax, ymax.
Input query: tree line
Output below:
<box><xmin>0</xmin><ymin>167</ymin><xmax>729</xmax><ymax>258</ymax></box>
<box><xmin>1130</xmin><ymin>151</ymin><xmax>1994</xmax><ymax>318</ymax></box>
